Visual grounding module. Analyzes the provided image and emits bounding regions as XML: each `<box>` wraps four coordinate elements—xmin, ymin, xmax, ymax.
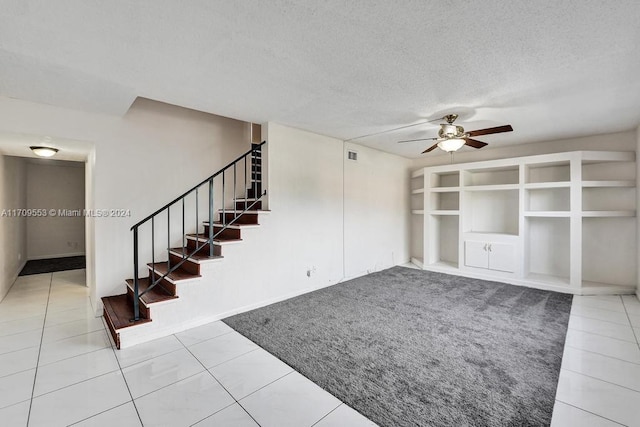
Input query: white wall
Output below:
<box><xmin>0</xmin><ymin>156</ymin><xmax>27</xmax><ymax>301</ymax></box>
<box><xmin>0</xmin><ymin>96</ymin><xmax>250</xmax><ymax>311</ymax></box>
<box><xmin>119</xmin><ymin>124</ymin><xmax>414</xmax><ymax>346</ymax></box>
<box><xmin>344</xmin><ymin>142</ymin><xmax>411</xmax><ymax>278</ymax></box>
<box><xmin>266</xmin><ymin>123</ymin><xmax>411</xmax><ymax>282</ymax></box>
<box><xmin>26</xmin><ymin>160</ymin><xmax>85</xmax><ymax>259</ymax></box>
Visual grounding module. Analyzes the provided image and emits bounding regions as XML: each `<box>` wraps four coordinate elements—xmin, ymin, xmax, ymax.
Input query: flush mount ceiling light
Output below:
<box><xmin>30</xmin><ymin>146</ymin><xmax>59</xmax><ymax>157</ymax></box>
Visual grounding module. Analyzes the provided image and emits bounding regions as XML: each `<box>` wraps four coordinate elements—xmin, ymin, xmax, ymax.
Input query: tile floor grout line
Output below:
<box><xmin>567</xmin><ymin>312</ymin><xmax>633</xmax><ymax>327</ymax></box>
<box><xmin>31</xmin><ymin>368</ymin><xmax>120</xmax><ymax>400</ymax></box>
<box><xmin>181</xmin><ymin>337</ymin><xmax>263</xmax><ymax>427</ymax></box>
<box><xmin>116</xmin><ymin>344</ymin><xmax>186</xmax><ymax>370</ymax></box>
<box><xmin>560</xmin><ymin>367</ymin><xmax>640</xmax><ymax>394</ymax></box>
<box><xmin>571</xmin><ymin>303</ymin><xmax>629</xmax><ymax>315</ymax></box>
<box><xmin>34</xmin><ymin>343</ymin><xmax>109</xmax><ymax>369</ymax></box>
<box><xmin>233</xmin><ymin>370</ymin><xmax>295</xmax><ymax>402</ymax></box>
<box><xmin>309</xmin><ymin>403</ymin><xmax>343</xmax><ymax>427</ymax></box>
<box><xmin>127</xmin><ymin>366</ymin><xmax>206</xmax><ymax>401</ymax></box>
<box><xmin>569</xmin><ymin>311</ymin><xmax>638</xmax><ymax>327</ymax></box>
<box><xmin>564</xmin><ymin>344</ymin><xmax>640</xmax><ymax>366</ymax></box>
<box><xmin>106</xmin><ymin>328</ymin><xmax>145</xmax><ymax>426</ymax></box>
<box><xmin>567</xmin><ymin>325</ymin><xmax>638</xmax><ymax>344</ymax></box>
<box><xmin>67</xmin><ymin>401</ymin><xmax>135</xmax><ymax>426</ymax></box>
<box><xmin>0</xmin><ymin>327</ymin><xmax>49</xmax><ymax>339</ymax></box>
<box><xmin>40</xmin><ymin>327</ymin><xmax>119</xmax><ymax>348</ymax></box>
<box><xmin>554</xmin><ymin>398</ymin><xmax>627</xmax><ymax>426</ymax></box>
<box><xmin>25</xmin><ymin>273</ymin><xmax>54</xmax><ymax>426</ymax></box>
<box><xmin>0</xmin><ymin>365</ymin><xmax>41</xmax><ymax>381</ymax></box>
<box><xmin>620</xmin><ymin>297</ymin><xmax>640</xmax><ymax>350</ymax></box>
<box><xmin>176</xmin><ymin>329</ymin><xmax>236</xmax><ymax>347</ymax></box>
<box><xmin>0</xmin><ymin>397</ymin><xmax>31</xmax><ymax>411</ymax></box>
<box><xmin>207</xmin><ymin>346</ymin><xmax>261</xmax><ymax>369</ymax></box>
<box><xmin>0</xmin><ymin>343</ymin><xmax>41</xmax><ymax>358</ymax></box>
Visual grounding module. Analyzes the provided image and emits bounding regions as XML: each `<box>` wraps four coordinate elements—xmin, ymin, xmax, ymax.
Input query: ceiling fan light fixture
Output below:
<box><xmin>30</xmin><ymin>146</ymin><xmax>59</xmax><ymax>157</ymax></box>
<box><xmin>437</xmin><ymin>138</ymin><xmax>466</xmax><ymax>152</ymax></box>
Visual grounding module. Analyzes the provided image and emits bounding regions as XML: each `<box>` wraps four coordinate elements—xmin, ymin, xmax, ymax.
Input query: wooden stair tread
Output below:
<box><xmin>218</xmin><ymin>209</ymin><xmax>270</xmax><ymax>213</ymax></box>
<box><xmin>169</xmin><ymin>248</ymin><xmax>224</xmax><ymax>262</ymax></box>
<box><xmin>204</xmin><ymin>221</ymin><xmax>260</xmax><ymax>228</ymax></box>
<box><xmin>125</xmin><ymin>278</ymin><xmax>177</xmax><ymax>305</ymax></box>
<box><xmin>148</xmin><ymin>262</ymin><xmax>202</xmax><ymax>281</ymax></box>
<box><xmin>186</xmin><ymin>233</ymin><xmax>243</xmax><ymax>243</ymax></box>
<box><xmin>102</xmin><ymin>294</ymin><xmax>151</xmax><ymax>330</ymax></box>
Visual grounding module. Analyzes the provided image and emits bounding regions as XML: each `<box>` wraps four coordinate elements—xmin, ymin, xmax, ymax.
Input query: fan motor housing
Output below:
<box><xmin>439</xmin><ymin>124</ymin><xmax>464</xmax><ymax>138</ymax></box>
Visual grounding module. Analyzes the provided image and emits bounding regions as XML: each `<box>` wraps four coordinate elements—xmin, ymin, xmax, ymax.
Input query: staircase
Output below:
<box><xmin>102</xmin><ymin>142</ymin><xmax>267</xmax><ymax>349</ymax></box>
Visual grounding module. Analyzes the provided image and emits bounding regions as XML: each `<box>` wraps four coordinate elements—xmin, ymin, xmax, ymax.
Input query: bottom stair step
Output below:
<box><xmin>102</xmin><ymin>294</ymin><xmax>151</xmax><ymax>349</ymax></box>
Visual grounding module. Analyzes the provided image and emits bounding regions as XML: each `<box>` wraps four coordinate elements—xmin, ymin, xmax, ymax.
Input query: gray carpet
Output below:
<box><xmin>19</xmin><ymin>256</ymin><xmax>86</xmax><ymax>276</ymax></box>
<box><xmin>223</xmin><ymin>266</ymin><xmax>572</xmax><ymax>427</ymax></box>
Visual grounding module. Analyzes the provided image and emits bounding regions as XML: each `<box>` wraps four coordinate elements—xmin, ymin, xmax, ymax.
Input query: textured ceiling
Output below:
<box><xmin>1</xmin><ymin>0</ymin><xmax>639</xmax><ymax>158</ymax></box>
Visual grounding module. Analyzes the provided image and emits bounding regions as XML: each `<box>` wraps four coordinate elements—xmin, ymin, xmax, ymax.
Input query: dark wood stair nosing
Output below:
<box><xmin>202</xmin><ymin>221</ymin><xmax>261</xmax><ymax>229</ymax></box>
<box><xmin>125</xmin><ymin>278</ymin><xmax>178</xmax><ymax>307</ymax></box>
<box><xmin>147</xmin><ymin>262</ymin><xmax>202</xmax><ymax>282</ymax></box>
<box><xmin>168</xmin><ymin>247</ymin><xmax>224</xmax><ymax>264</ymax></box>
<box><xmin>185</xmin><ymin>234</ymin><xmax>243</xmax><ymax>245</ymax></box>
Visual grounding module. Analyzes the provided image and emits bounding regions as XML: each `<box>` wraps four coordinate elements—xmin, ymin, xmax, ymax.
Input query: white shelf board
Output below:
<box><xmin>412</xmin><ymin>210</ymin><xmax>424</xmax><ymax>215</ymax></box>
<box><xmin>462</xmin><ymin>184</ymin><xmax>519</xmax><ymax>191</ymax></box>
<box><xmin>411</xmin><ymin>188</ymin><xmax>425</xmax><ymax>194</ymax></box>
<box><xmin>430</xmin><ymin>187</ymin><xmax>461</xmax><ymax>192</ymax></box>
<box><xmin>428</xmin><ymin>210</ymin><xmax>460</xmax><ymax>216</ymax></box>
<box><xmin>524</xmin><ymin>181</ymin><xmax>571</xmax><ymax>189</ymax></box>
<box><xmin>524</xmin><ymin>211</ymin><xmax>571</xmax><ymax>217</ymax></box>
<box><xmin>411</xmin><ymin>169</ymin><xmax>425</xmax><ymax>178</ymax></box>
<box><xmin>525</xmin><ymin>273</ymin><xmax>571</xmax><ymax>287</ymax></box>
<box><xmin>582</xmin><ymin>180</ymin><xmax>636</xmax><ymax>188</ymax></box>
<box><xmin>581</xmin><ymin>210</ymin><xmax>636</xmax><ymax>217</ymax></box>
<box><xmin>426</xmin><ymin>261</ymin><xmax>458</xmax><ymax>270</ymax></box>
<box><xmin>581</xmin><ymin>151</ymin><xmax>635</xmax><ymax>163</ymax></box>
<box><xmin>464</xmin><ymin>231</ymin><xmax>519</xmax><ymax>238</ymax></box>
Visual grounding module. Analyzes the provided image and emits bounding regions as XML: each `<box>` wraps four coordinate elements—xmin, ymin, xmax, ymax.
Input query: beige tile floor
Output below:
<box><xmin>1</xmin><ymin>268</ymin><xmax>639</xmax><ymax>426</ymax></box>
<box><xmin>0</xmin><ymin>271</ymin><xmax>374</xmax><ymax>426</ymax></box>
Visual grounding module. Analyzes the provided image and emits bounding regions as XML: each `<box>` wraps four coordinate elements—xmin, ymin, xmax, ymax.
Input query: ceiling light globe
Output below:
<box><xmin>30</xmin><ymin>146</ymin><xmax>59</xmax><ymax>157</ymax></box>
<box><xmin>437</xmin><ymin>138</ymin><xmax>465</xmax><ymax>152</ymax></box>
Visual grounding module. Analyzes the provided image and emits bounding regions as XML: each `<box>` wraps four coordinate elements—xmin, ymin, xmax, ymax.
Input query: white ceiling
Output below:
<box><xmin>1</xmin><ymin>0</ymin><xmax>639</xmax><ymax>158</ymax></box>
<box><xmin>0</xmin><ymin>132</ymin><xmax>91</xmax><ymax>162</ymax></box>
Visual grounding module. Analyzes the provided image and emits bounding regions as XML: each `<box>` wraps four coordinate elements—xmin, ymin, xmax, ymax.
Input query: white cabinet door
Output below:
<box><xmin>488</xmin><ymin>242</ymin><xmax>516</xmax><ymax>272</ymax></box>
<box><xmin>465</xmin><ymin>241</ymin><xmax>489</xmax><ymax>269</ymax></box>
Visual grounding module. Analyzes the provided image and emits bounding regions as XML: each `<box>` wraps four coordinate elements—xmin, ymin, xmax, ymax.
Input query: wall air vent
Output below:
<box><xmin>347</xmin><ymin>150</ymin><xmax>358</xmax><ymax>161</ymax></box>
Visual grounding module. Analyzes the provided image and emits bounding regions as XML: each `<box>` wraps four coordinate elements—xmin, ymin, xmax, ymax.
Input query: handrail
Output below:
<box><xmin>140</xmin><ymin>195</ymin><xmax>265</xmax><ymax>299</ymax></box>
<box><xmin>131</xmin><ymin>141</ymin><xmax>266</xmax><ymax>230</ymax></box>
<box><xmin>130</xmin><ymin>141</ymin><xmax>266</xmax><ymax>321</ymax></box>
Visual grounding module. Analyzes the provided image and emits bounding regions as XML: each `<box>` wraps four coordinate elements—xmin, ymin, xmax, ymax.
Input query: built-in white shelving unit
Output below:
<box><xmin>410</xmin><ymin>151</ymin><xmax>637</xmax><ymax>295</ymax></box>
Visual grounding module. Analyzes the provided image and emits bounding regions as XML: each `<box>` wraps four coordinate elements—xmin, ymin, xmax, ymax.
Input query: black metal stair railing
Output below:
<box><xmin>130</xmin><ymin>141</ymin><xmax>266</xmax><ymax>321</ymax></box>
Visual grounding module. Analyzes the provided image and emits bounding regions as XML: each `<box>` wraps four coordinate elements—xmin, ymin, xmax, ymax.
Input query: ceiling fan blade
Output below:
<box><xmin>467</xmin><ymin>125</ymin><xmax>513</xmax><ymax>137</ymax></box>
<box><xmin>464</xmin><ymin>138</ymin><xmax>488</xmax><ymax>149</ymax></box>
<box><xmin>422</xmin><ymin>142</ymin><xmax>440</xmax><ymax>154</ymax></box>
<box><xmin>346</xmin><ymin>117</ymin><xmax>444</xmax><ymax>142</ymax></box>
<box><xmin>397</xmin><ymin>137</ymin><xmax>438</xmax><ymax>144</ymax></box>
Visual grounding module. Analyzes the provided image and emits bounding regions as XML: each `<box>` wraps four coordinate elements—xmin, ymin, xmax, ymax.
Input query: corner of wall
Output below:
<box><xmin>637</xmin><ymin>124</ymin><xmax>640</xmax><ymax>296</ymax></box>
